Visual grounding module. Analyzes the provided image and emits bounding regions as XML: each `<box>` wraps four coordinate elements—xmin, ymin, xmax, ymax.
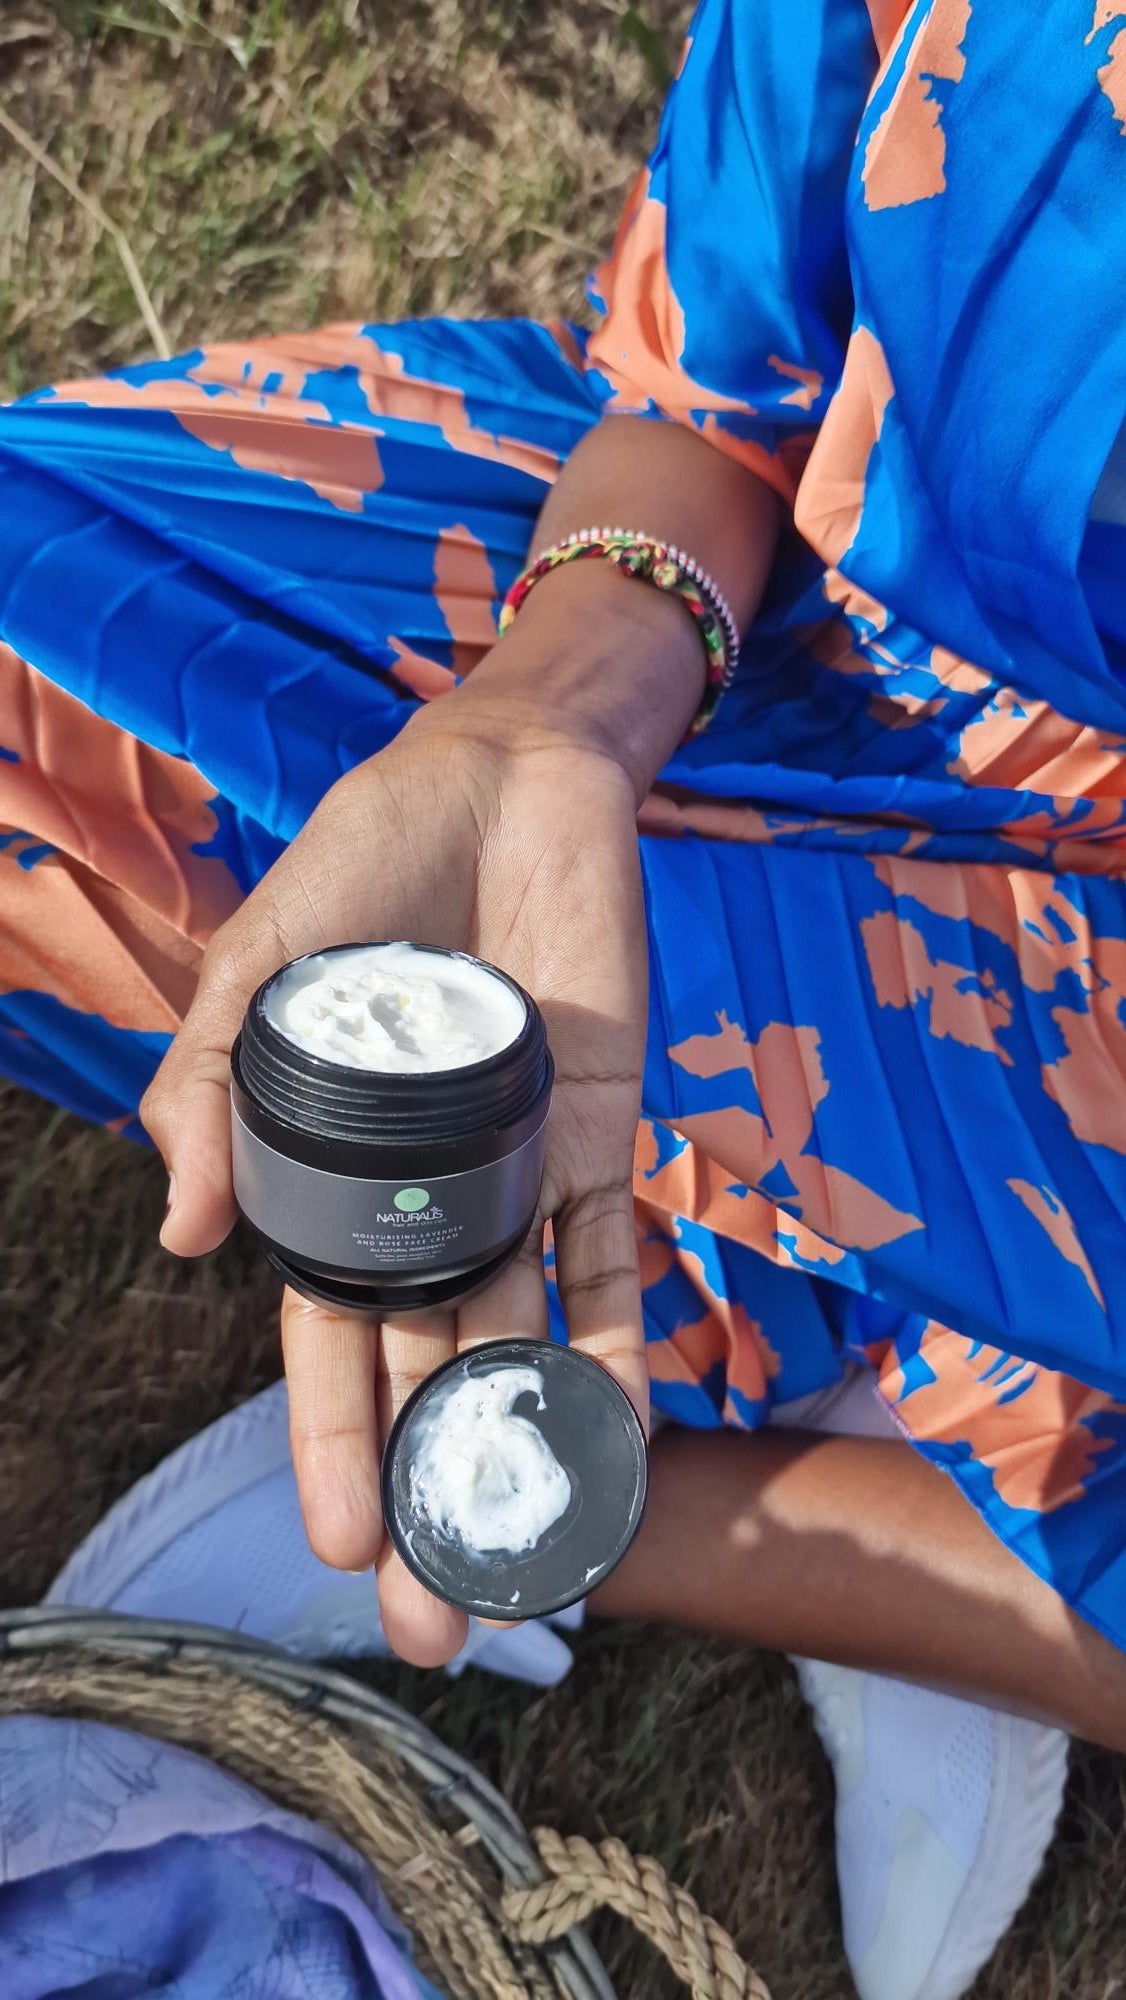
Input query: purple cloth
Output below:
<box><xmin>0</xmin><ymin>1715</ymin><xmax>443</xmax><ymax>1999</ymax></box>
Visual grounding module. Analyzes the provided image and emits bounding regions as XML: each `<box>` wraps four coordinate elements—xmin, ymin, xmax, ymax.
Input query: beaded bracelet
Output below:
<box><xmin>498</xmin><ymin>528</ymin><xmax>741</xmax><ymax>734</ymax></box>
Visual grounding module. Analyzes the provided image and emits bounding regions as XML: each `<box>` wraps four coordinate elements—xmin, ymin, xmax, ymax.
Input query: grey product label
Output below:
<box><xmin>231</xmin><ymin>1101</ymin><xmax>547</xmax><ymax>1274</ymax></box>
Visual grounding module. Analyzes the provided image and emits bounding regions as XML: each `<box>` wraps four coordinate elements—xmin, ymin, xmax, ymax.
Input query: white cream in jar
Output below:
<box><xmin>407</xmin><ymin>1364</ymin><xmax>572</xmax><ymax>1556</ymax></box>
<box><xmin>265</xmin><ymin>941</ymin><xmax>526</xmax><ymax>1074</ymax></box>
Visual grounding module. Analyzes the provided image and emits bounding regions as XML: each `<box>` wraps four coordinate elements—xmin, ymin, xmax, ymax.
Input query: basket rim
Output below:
<box><xmin>0</xmin><ymin>1606</ymin><xmax>616</xmax><ymax>2000</ymax></box>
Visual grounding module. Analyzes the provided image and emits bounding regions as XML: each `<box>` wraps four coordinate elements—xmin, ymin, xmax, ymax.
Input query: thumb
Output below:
<box><xmin>141</xmin><ymin>919</ymin><xmax>280</xmax><ymax>1256</ymax></box>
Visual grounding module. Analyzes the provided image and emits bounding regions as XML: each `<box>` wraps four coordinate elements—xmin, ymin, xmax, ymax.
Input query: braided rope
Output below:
<box><xmin>505</xmin><ymin>1831</ymin><xmax>771</xmax><ymax>2000</ymax></box>
<box><xmin>0</xmin><ymin>1622</ymin><xmax>773</xmax><ymax>2000</ymax></box>
<box><xmin>0</xmin><ymin>1654</ymin><xmax>549</xmax><ymax>2000</ymax></box>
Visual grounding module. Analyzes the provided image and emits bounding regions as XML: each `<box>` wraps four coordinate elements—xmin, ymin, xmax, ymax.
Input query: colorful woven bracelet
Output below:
<box><xmin>498</xmin><ymin>528</ymin><xmax>741</xmax><ymax>734</ymax></box>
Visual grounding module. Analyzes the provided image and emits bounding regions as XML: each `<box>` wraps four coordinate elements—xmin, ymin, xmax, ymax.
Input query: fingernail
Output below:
<box><xmin>160</xmin><ymin>1175</ymin><xmax>178</xmax><ymax>1243</ymax></box>
<box><xmin>345</xmin><ymin>1567</ymin><xmax>370</xmax><ymax>1577</ymax></box>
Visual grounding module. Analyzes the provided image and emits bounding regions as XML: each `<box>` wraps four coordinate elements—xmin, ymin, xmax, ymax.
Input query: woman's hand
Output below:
<box><xmin>141</xmin><ymin>412</ymin><xmax>780</xmax><ymax>1666</ymax></box>
<box><xmin>140</xmin><ymin>675</ymin><xmax>650</xmax><ymax>1666</ymax></box>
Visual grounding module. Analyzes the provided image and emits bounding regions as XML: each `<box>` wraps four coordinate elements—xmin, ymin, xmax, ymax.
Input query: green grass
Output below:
<box><xmin>3</xmin><ymin>5</ymin><xmax>1126</xmax><ymax>1994</ymax></box>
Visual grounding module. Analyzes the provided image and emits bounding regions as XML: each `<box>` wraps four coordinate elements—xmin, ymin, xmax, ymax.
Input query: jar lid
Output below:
<box><xmin>381</xmin><ymin>1339</ymin><xmax>648</xmax><ymax>1621</ymax></box>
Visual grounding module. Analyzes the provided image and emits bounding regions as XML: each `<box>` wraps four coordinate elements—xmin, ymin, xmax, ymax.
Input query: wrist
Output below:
<box><xmin>448</xmin><ymin>560</ymin><xmax>707</xmax><ymax>802</ymax></box>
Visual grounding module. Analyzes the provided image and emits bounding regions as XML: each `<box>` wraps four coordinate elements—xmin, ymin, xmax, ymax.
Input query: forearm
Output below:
<box><xmin>436</xmin><ymin>417</ymin><xmax>780</xmax><ymax>802</ymax></box>
<box><xmin>531</xmin><ymin>416</ymin><xmax>780</xmax><ymax>628</ymax></box>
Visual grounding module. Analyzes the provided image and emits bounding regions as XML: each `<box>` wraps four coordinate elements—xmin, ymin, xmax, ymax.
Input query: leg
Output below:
<box><xmin>628</xmin><ymin>827</ymin><xmax>1126</xmax><ymax>1722</ymax></box>
<box><xmin>594</xmin><ymin>1425</ymin><xmax>1126</xmax><ymax>1750</ymax></box>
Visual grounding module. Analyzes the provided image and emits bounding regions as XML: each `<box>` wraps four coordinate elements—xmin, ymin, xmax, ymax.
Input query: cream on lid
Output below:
<box><xmin>407</xmin><ymin>1365</ymin><xmax>572</xmax><ymax>1556</ymax></box>
<box><xmin>264</xmin><ymin>943</ymin><xmax>526</xmax><ymax>1074</ymax></box>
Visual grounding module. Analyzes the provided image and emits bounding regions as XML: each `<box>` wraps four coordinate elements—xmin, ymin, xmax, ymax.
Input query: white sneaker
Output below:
<box><xmin>794</xmin><ymin>1656</ymin><xmax>1067</xmax><ymax>2000</ymax></box>
<box><xmin>46</xmin><ymin>1379</ymin><xmax>580</xmax><ymax>1685</ymax></box>
<box><xmin>777</xmin><ymin>1370</ymin><xmax>1068</xmax><ymax>1997</ymax></box>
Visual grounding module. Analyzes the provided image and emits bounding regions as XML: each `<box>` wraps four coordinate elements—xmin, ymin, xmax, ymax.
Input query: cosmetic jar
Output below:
<box><xmin>230</xmin><ymin>943</ymin><xmax>552</xmax><ymax>1315</ymax></box>
<box><xmin>382</xmin><ymin>1339</ymin><xmax>649</xmax><ymax>1620</ymax></box>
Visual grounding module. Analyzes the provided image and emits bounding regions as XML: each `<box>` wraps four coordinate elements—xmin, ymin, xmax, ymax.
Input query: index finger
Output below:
<box><xmin>375</xmin><ymin>1312</ymin><xmax>469</xmax><ymax>1667</ymax></box>
<box><xmin>282</xmin><ymin>1285</ymin><xmax>382</xmax><ymax>1571</ymax></box>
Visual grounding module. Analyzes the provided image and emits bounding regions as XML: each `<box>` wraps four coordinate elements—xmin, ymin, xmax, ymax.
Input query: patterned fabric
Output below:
<box><xmin>0</xmin><ymin>1715</ymin><xmax>441</xmax><ymax>1997</ymax></box>
<box><xmin>2</xmin><ymin>0</ymin><xmax>1126</xmax><ymax>1645</ymax></box>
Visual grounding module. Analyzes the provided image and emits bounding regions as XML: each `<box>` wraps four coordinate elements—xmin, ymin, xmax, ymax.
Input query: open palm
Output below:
<box><xmin>142</xmin><ymin>696</ymin><xmax>650</xmax><ymax>1664</ymax></box>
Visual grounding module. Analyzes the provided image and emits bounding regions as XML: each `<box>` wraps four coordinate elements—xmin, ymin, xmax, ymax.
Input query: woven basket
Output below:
<box><xmin>0</xmin><ymin>1608</ymin><xmax>768</xmax><ymax>2000</ymax></box>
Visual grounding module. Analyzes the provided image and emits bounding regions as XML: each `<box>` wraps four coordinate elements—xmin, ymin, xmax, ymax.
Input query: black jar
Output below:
<box><xmin>230</xmin><ymin>943</ymin><xmax>553</xmax><ymax>1316</ymax></box>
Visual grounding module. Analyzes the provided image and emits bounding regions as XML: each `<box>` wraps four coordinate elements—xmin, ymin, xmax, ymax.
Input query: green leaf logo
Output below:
<box><xmin>394</xmin><ymin>1187</ymin><xmax>430</xmax><ymax>1213</ymax></box>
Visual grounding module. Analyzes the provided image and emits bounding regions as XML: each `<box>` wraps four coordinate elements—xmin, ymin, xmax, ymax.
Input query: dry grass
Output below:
<box><xmin>1</xmin><ymin>0</ymin><xmax>674</xmax><ymax>393</ymax></box>
<box><xmin>2</xmin><ymin>4</ymin><xmax>1125</xmax><ymax>1996</ymax></box>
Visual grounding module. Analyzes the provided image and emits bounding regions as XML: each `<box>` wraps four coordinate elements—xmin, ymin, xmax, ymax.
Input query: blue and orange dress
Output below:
<box><xmin>2</xmin><ymin>1</ymin><xmax>1126</xmax><ymax>1645</ymax></box>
